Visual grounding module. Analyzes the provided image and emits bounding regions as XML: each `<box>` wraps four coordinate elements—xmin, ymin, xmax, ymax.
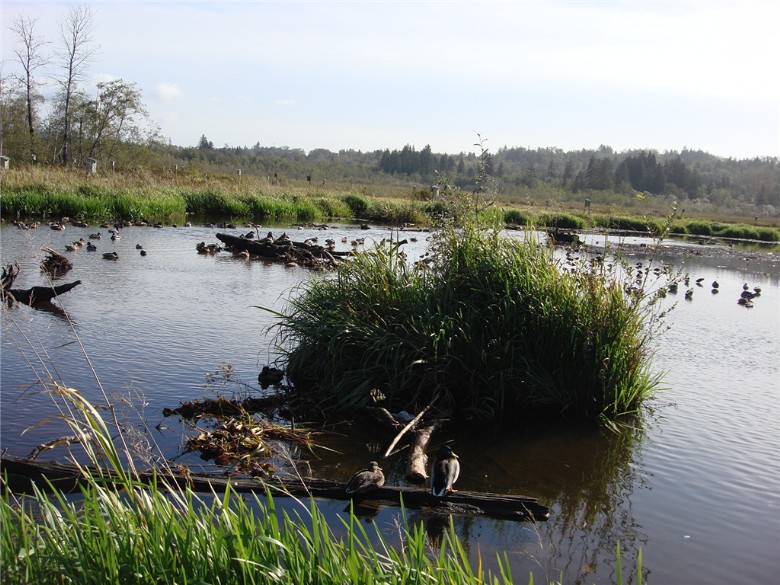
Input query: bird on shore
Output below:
<box><xmin>431</xmin><ymin>445</ymin><xmax>460</xmax><ymax>497</ymax></box>
<box><xmin>345</xmin><ymin>461</ymin><xmax>385</xmax><ymax>495</ymax></box>
<box><xmin>258</xmin><ymin>366</ymin><xmax>284</xmax><ymax>388</ymax></box>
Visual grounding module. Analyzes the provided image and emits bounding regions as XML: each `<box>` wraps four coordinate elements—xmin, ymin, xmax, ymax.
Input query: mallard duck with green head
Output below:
<box><xmin>431</xmin><ymin>445</ymin><xmax>460</xmax><ymax>497</ymax></box>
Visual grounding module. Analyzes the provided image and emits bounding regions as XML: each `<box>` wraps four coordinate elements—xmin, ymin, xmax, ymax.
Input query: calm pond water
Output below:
<box><xmin>1</xmin><ymin>221</ymin><xmax>779</xmax><ymax>584</ymax></box>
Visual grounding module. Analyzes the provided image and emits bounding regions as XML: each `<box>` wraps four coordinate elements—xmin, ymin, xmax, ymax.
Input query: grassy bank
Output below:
<box><xmin>2</xmin><ymin>165</ymin><xmax>779</xmax><ymax>242</ymax></box>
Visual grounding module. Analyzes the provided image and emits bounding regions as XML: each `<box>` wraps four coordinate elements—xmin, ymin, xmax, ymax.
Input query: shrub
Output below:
<box><xmin>685</xmin><ymin>221</ymin><xmax>712</xmax><ymax>236</ymax></box>
<box><xmin>343</xmin><ymin>194</ymin><xmax>368</xmax><ymax>217</ymax></box>
<box><xmin>503</xmin><ymin>209</ymin><xmax>530</xmax><ymax>225</ymax></box>
<box><xmin>537</xmin><ymin>212</ymin><xmax>586</xmax><ymax>230</ymax></box>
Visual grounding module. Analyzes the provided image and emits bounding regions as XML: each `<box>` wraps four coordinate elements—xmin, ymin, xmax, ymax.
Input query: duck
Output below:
<box><xmin>345</xmin><ymin>461</ymin><xmax>385</xmax><ymax>495</ymax></box>
<box><xmin>258</xmin><ymin>366</ymin><xmax>284</xmax><ymax>389</ymax></box>
<box><xmin>102</xmin><ymin>252</ymin><xmax>119</xmax><ymax>260</ymax></box>
<box><xmin>431</xmin><ymin>445</ymin><xmax>460</xmax><ymax>497</ymax></box>
<box><xmin>86</xmin><ymin>242</ymin><xmax>97</xmax><ymax>251</ymax></box>
<box><xmin>109</xmin><ymin>229</ymin><xmax>121</xmax><ymax>241</ymax></box>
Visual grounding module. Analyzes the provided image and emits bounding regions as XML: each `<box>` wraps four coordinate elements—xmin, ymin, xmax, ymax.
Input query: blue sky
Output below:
<box><xmin>2</xmin><ymin>0</ymin><xmax>778</xmax><ymax>158</ymax></box>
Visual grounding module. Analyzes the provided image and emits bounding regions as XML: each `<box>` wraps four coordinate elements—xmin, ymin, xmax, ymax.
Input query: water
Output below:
<box><xmin>2</xmin><ymin>222</ymin><xmax>779</xmax><ymax>584</ymax></box>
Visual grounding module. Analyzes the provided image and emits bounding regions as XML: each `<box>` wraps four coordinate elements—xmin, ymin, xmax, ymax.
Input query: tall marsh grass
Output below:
<box><xmin>277</xmin><ymin>145</ymin><xmax>662</xmax><ymax>427</ymax></box>
<box><xmin>2</xmin><ymin>472</ymin><xmax>515</xmax><ymax>584</ymax></box>
<box><xmin>276</xmin><ymin>222</ymin><xmax>661</xmax><ymax>427</ymax></box>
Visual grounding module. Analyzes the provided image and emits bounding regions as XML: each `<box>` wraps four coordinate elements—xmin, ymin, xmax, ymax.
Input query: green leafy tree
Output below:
<box><xmin>85</xmin><ymin>79</ymin><xmax>152</xmax><ymax>160</ymax></box>
<box><xmin>0</xmin><ymin>76</ymin><xmax>31</xmax><ymax>160</ymax></box>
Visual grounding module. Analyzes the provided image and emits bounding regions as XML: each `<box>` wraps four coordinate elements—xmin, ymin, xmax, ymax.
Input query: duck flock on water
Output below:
<box><xmin>674</xmin><ymin>276</ymin><xmax>763</xmax><ymax>308</ymax></box>
<box><xmin>14</xmin><ymin>217</ymin><xmax>769</xmax><ymax>309</ymax></box>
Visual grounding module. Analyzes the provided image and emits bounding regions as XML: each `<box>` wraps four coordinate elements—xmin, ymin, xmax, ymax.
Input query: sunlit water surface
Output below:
<box><xmin>1</xmin><ymin>223</ymin><xmax>778</xmax><ymax>584</ymax></box>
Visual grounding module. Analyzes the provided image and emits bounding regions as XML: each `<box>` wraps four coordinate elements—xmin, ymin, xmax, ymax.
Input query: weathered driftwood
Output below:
<box><xmin>407</xmin><ymin>423</ymin><xmax>439</xmax><ymax>483</ymax></box>
<box><xmin>215</xmin><ymin>232</ymin><xmax>351</xmax><ymax>269</ymax></box>
<box><xmin>5</xmin><ymin>280</ymin><xmax>82</xmax><ymax>305</ymax></box>
<box><xmin>358</xmin><ymin>404</ymin><xmax>442</xmax><ymax>484</ymax></box>
<box><xmin>360</xmin><ymin>406</ymin><xmax>405</xmax><ymax>432</ymax></box>
<box><xmin>0</xmin><ymin>456</ymin><xmax>549</xmax><ymax>522</ymax></box>
<box><xmin>40</xmin><ymin>246</ymin><xmax>73</xmax><ymax>274</ymax></box>
<box><xmin>2</xmin><ymin>262</ymin><xmax>82</xmax><ymax>307</ymax></box>
<box><xmin>546</xmin><ymin>228</ymin><xmax>582</xmax><ymax>246</ymax></box>
<box><xmin>383</xmin><ymin>398</ymin><xmax>437</xmax><ymax>459</ymax></box>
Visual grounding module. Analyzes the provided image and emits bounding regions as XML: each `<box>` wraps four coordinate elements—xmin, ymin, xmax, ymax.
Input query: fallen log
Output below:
<box><xmin>0</xmin><ymin>456</ymin><xmax>549</xmax><ymax>522</ymax></box>
<box><xmin>5</xmin><ymin>280</ymin><xmax>82</xmax><ymax>305</ymax></box>
<box><xmin>2</xmin><ymin>261</ymin><xmax>82</xmax><ymax>307</ymax></box>
<box><xmin>40</xmin><ymin>246</ymin><xmax>73</xmax><ymax>274</ymax></box>
<box><xmin>407</xmin><ymin>423</ymin><xmax>438</xmax><ymax>483</ymax></box>
<box><xmin>215</xmin><ymin>232</ymin><xmax>351</xmax><ymax>269</ymax></box>
<box><xmin>546</xmin><ymin>228</ymin><xmax>582</xmax><ymax>247</ymax></box>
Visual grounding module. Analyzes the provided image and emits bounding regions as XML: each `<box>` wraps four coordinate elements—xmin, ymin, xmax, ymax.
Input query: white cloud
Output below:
<box><xmin>155</xmin><ymin>83</ymin><xmax>183</xmax><ymax>103</ymax></box>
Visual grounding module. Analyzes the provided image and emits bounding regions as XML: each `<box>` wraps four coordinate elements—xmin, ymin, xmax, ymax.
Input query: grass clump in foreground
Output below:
<box><xmin>1</xmin><ymin>471</ymin><xmax>508</xmax><ymax>585</ymax></box>
<box><xmin>277</xmin><ymin>163</ymin><xmax>663</xmax><ymax>427</ymax></box>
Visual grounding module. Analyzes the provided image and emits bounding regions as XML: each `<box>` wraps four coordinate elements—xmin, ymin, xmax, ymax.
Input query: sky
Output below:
<box><xmin>2</xmin><ymin>0</ymin><xmax>779</xmax><ymax>159</ymax></box>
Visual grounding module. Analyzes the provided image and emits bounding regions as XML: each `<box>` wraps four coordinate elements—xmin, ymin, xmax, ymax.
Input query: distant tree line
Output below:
<box><xmin>167</xmin><ymin>138</ymin><xmax>779</xmax><ymax>212</ymax></box>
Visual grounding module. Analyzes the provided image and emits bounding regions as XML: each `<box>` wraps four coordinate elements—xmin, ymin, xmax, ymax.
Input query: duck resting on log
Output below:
<box><xmin>0</xmin><ymin>455</ymin><xmax>550</xmax><ymax>522</ymax></box>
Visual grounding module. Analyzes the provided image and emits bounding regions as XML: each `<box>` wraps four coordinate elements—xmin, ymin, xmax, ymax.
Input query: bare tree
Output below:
<box><xmin>56</xmin><ymin>5</ymin><xmax>97</xmax><ymax>166</ymax></box>
<box><xmin>10</xmin><ymin>15</ymin><xmax>50</xmax><ymax>158</ymax></box>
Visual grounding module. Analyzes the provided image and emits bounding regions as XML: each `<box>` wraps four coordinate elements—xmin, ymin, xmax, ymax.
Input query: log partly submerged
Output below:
<box><xmin>214</xmin><ymin>232</ymin><xmax>352</xmax><ymax>269</ymax></box>
<box><xmin>1</xmin><ymin>262</ymin><xmax>82</xmax><ymax>307</ymax></box>
<box><xmin>0</xmin><ymin>456</ymin><xmax>549</xmax><ymax>522</ymax></box>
